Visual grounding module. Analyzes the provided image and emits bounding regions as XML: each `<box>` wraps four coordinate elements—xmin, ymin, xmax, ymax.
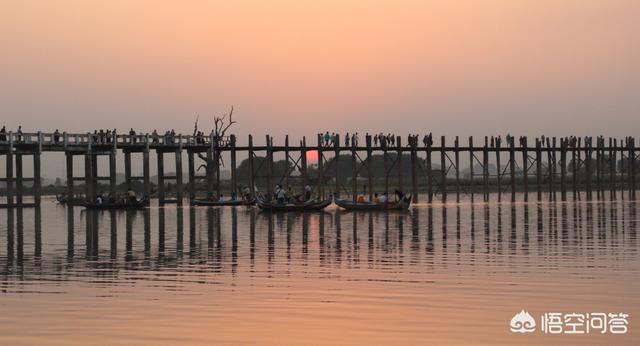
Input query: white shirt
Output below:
<box><xmin>378</xmin><ymin>195</ymin><xmax>387</xmax><ymax>203</ymax></box>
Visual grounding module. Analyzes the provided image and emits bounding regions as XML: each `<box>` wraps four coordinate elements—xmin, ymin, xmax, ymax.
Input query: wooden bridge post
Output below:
<box><xmin>552</xmin><ymin>137</ymin><xmax>558</xmax><ymax>201</ymax></box>
<box><xmin>124</xmin><ymin>151</ymin><xmax>132</xmax><ymax>191</ymax></box>
<box><xmin>143</xmin><ymin>142</ymin><xmax>150</xmax><ymax>204</ymax></box>
<box><xmin>5</xmin><ymin>138</ymin><xmax>14</xmax><ymax>206</ymax></box>
<box><xmin>91</xmin><ymin>152</ymin><xmax>98</xmax><ymax>202</ymax></box>
<box><xmin>411</xmin><ymin>138</ymin><xmax>418</xmax><ymax>203</ymax></box>
<box><xmin>427</xmin><ymin>140</ymin><xmax>433</xmax><ymax>203</ymax></box>
<box><xmin>397</xmin><ymin>136</ymin><xmax>404</xmax><ymax>194</ymax></box>
<box><xmin>560</xmin><ymin>138</ymin><xmax>567</xmax><ymax>201</ymax></box>
<box><xmin>207</xmin><ymin>134</ymin><xmax>214</xmax><ymax>198</ymax></box>
<box><xmin>157</xmin><ymin>151</ymin><xmax>165</xmax><ymax>205</ymax></box>
<box><xmin>536</xmin><ymin>138</ymin><xmax>542</xmax><ymax>202</ymax></box>
<box><xmin>619</xmin><ymin>138</ymin><xmax>625</xmax><ymax>199</ymax></box>
<box><xmin>301</xmin><ymin>136</ymin><xmax>308</xmax><ymax>186</ymax></box>
<box><xmin>611</xmin><ymin>138</ymin><xmax>617</xmax><ymax>200</ymax></box>
<box><xmin>383</xmin><ymin>143</ymin><xmax>389</xmax><ymax>196</ymax></box>
<box><xmin>440</xmin><ymin>136</ymin><xmax>446</xmax><ymax>203</ymax></box>
<box><xmin>109</xmin><ymin>148</ymin><xmax>117</xmax><ymax>198</ymax></box>
<box><xmin>469</xmin><ymin>137</ymin><xmax>474</xmax><ymax>203</ymax></box>
<box><xmin>334</xmin><ymin>134</ymin><xmax>340</xmax><ymax>196</ymax></box>
<box><xmin>495</xmin><ymin>137</ymin><xmax>501</xmax><ymax>202</ymax></box>
<box><xmin>317</xmin><ymin>134</ymin><xmax>325</xmax><ymax>199</ymax></box>
<box><xmin>586</xmin><ymin>138</ymin><xmax>592</xmax><ymax>201</ymax></box>
<box><xmin>34</xmin><ymin>132</ymin><xmax>42</xmax><ymax>206</ymax></box>
<box><xmin>572</xmin><ymin>139</ymin><xmax>577</xmax><ymax>200</ymax></box>
<box><xmin>284</xmin><ymin>135</ymin><xmax>290</xmax><ymax>189</ymax></box>
<box><xmin>351</xmin><ymin>139</ymin><xmax>357</xmax><ymax>202</ymax></box>
<box><xmin>547</xmin><ymin>137</ymin><xmax>554</xmax><ymax>201</ymax></box>
<box><xmin>522</xmin><ymin>137</ymin><xmax>529</xmax><ymax>202</ymax></box>
<box><xmin>84</xmin><ymin>152</ymin><xmax>93</xmax><ymax>202</ymax></box>
<box><xmin>366</xmin><ymin>135</ymin><xmax>373</xmax><ymax>201</ymax></box>
<box><xmin>266</xmin><ymin>135</ymin><xmax>273</xmax><ymax>198</ymax></box>
<box><xmin>187</xmin><ymin>151</ymin><xmax>195</xmax><ymax>201</ymax></box>
<box><xmin>596</xmin><ymin>137</ymin><xmax>602</xmax><ymax>200</ymax></box>
<box><xmin>577</xmin><ymin>137</ymin><xmax>583</xmax><ymax>200</ymax></box>
<box><xmin>454</xmin><ymin>136</ymin><xmax>460</xmax><ymax>203</ymax></box>
<box><xmin>230</xmin><ymin>134</ymin><xmax>237</xmax><ymax>197</ymax></box>
<box><xmin>66</xmin><ymin>152</ymin><xmax>74</xmax><ymax>200</ymax></box>
<box><xmin>215</xmin><ymin>139</ymin><xmax>222</xmax><ymax>200</ymax></box>
<box><xmin>175</xmin><ymin>136</ymin><xmax>183</xmax><ymax>206</ymax></box>
<box><xmin>248</xmin><ymin>135</ymin><xmax>255</xmax><ymax>197</ymax></box>
<box><xmin>509</xmin><ymin>136</ymin><xmax>516</xmax><ymax>203</ymax></box>
<box><xmin>631</xmin><ymin>137</ymin><xmax>637</xmax><ymax>199</ymax></box>
<box><xmin>483</xmin><ymin>136</ymin><xmax>489</xmax><ymax>202</ymax></box>
<box><xmin>15</xmin><ymin>154</ymin><xmax>23</xmax><ymax>205</ymax></box>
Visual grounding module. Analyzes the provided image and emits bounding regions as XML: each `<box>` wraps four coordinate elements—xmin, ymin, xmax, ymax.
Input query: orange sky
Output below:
<box><xmin>1</xmin><ymin>0</ymin><xmax>639</xmax><ymax>142</ymax></box>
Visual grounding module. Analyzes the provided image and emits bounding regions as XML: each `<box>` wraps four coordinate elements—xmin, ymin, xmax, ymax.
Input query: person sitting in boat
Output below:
<box><xmin>275</xmin><ymin>185</ymin><xmax>286</xmax><ymax>204</ymax></box>
<box><xmin>373</xmin><ymin>193</ymin><xmax>380</xmax><ymax>204</ymax></box>
<box><xmin>357</xmin><ymin>194</ymin><xmax>366</xmax><ymax>203</ymax></box>
<box><xmin>378</xmin><ymin>193</ymin><xmax>388</xmax><ymax>205</ymax></box>
<box><xmin>96</xmin><ymin>195</ymin><xmax>103</xmax><ymax>204</ymax></box>
<box><xmin>395</xmin><ymin>190</ymin><xmax>405</xmax><ymax>201</ymax></box>
<box><xmin>304</xmin><ymin>185</ymin><xmax>312</xmax><ymax>201</ymax></box>
<box><xmin>127</xmin><ymin>188</ymin><xmax>137</xmax><ymax>203</ymax></box>
<box><xmin>242</xmin><ymin>186</ymin><xmax>252</xmax><ymax>201</ymax></box>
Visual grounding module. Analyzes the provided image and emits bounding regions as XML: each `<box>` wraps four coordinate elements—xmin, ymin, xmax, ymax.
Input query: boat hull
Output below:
<box><xmin>82</xmin><ymin>199</ymin><xmax>147</xmax><ymax>210</ymax></box>
<box><xmin>190</xmin><ymin>198</ymin><xmax>255</xmax><ymax>206</ymax></box>
<box><xmin>256</xmin><ymin>198</ymin><xmax>332</xmax><ymax>212</ymax></box>
<box><xmin>56</xmin><ymin>196</ymin><xmax>86</xmax><ymax>206</ymax></box>
<box><xmin>335</xmin><ymin>196</ymin><xmax>411</xmax><ymax>211</ymax></box>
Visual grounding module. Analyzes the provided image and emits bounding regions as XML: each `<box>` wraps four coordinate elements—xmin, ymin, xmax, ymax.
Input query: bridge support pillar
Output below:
<box><xmin>143</xmin><ymin>149</ymin><xmax>150</xmax><ymax>205</ymax></box>
<box><xmin>175</xmin><ymin>149</ymin><xmax>183</xmax><ymax>206</ymax></box>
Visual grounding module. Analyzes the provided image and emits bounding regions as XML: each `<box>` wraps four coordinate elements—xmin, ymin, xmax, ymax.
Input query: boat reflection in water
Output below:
<box><xmin>0</xmin><ymin>197</ymin><xmax>638</xmax><ymax>345</ymax></box>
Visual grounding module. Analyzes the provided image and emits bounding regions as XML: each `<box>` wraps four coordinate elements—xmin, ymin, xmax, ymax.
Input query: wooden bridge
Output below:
<box><xmin>0</xmin><ymin>131</ymin><xmax>637</xmax><ymax>208</ymax></box>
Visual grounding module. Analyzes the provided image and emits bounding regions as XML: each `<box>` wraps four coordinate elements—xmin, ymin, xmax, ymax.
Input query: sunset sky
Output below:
<box><xmin>1</xmin><ymin>0</ymin><xmax>639</xmax><ymax>142</ymax></box>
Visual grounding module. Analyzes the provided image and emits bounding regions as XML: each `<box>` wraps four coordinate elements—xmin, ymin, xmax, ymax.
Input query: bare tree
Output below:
<box><xmin>192</xmin><ymin>106</ymin><xmax>237</xmax><ymax>194</ymax></box>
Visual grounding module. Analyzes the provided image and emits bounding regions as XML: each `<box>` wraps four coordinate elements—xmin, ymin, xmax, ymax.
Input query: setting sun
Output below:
<box><xmin>306</xmin><ymin>150</ymin><xmax>318</xmax><ymax>162</ymax></box>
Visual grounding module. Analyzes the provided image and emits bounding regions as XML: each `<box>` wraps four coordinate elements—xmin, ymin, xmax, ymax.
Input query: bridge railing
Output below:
<box><xmin>0</xmin><ymin>131</ymin><xmax>235</xmax><ymax>148</ymax></box>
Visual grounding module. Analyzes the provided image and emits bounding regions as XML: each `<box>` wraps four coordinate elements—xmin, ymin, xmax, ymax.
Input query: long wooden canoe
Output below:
<box><xmin>335</xmin><ymin>195</ymin><xmax>411</xmax><ymax>211</ymax></box>
<box><xmin>56</xmin><ymin>195</ymin><xmax>86</xmax><ymax>206</ymax></box>
<box><xmin>256</xmin><ymin>198</ymin><xmax>332</xmax><ymax>212</ymax></box>
<box><xmin>190</xmin><ymin>198</ymin><xmax>255</xmax><ymax>206</ymax></box>
<box><xmin>82</xmin><ymin>199</ymin><xmax>146</xmax><ymax>210</ymax></box>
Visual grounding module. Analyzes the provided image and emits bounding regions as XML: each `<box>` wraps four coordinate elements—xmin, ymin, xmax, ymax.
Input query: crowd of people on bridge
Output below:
<box><xmin>318</xmin><ymin>131</ymin><xmax>436</xmax><ymax>148</ymax></box>
<box><xmin>315</xmin><ymin>132</ymin><xmax>635</xmax><ymax>150</ymax></box>
<box><xmin>320</xmin><ymin>131</ymin><xmax>361</xmax><ymax>147</ymax></box>
<box><xmin>151</xmin><ymin>129</ymin><xmax>179</xmax><ymax>144</ymax></box>
<box><xmin>0</xmin><ymin>127</ymin><xmax>634</xmax><ymax>151</ymax></box>
<box><xmin>90</xmin><ymin>129</ymin><xmax>117</xmax><ymax>144</ymax></box>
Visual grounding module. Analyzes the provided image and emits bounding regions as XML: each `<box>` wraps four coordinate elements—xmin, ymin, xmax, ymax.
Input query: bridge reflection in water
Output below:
<box><xmin>1</xmin><ymin>200</ymin><xmax>637</xmax><ymax>283</ymax></box>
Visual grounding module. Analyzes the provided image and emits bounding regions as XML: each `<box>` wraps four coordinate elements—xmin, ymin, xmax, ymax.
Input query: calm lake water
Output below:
<box><xmin>1</xmin><ymin>195</ymin><xmax>638</xmax><ymax>345</ymax></box>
